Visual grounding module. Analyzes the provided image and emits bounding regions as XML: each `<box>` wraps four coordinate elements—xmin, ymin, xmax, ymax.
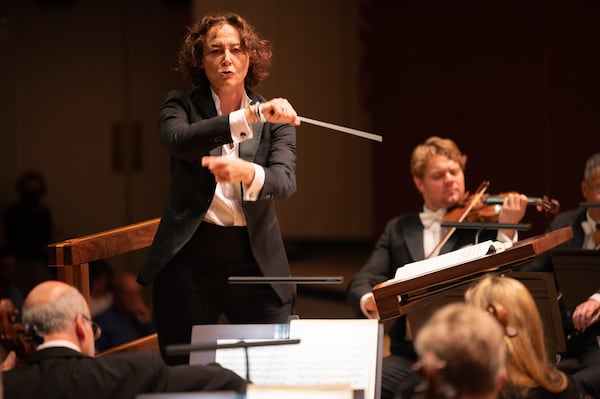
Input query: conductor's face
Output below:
<box><xmin>413</xmin><ymin>154</ymin><xmax>465</xmax><ymax>211</ymax></box>
<box><xmin>201</xmin><ymin>23</ymin><xmax>250</xmax><ymax>94</ymax></box>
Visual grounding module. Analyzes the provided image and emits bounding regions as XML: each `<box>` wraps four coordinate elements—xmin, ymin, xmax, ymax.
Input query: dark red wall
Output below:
<box><xmin>360</xmin><ymin>1</ymin><xmax>600</xmax><ymax>239</ymax></box>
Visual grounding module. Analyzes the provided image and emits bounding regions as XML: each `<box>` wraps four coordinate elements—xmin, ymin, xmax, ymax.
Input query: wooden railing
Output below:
<box><xmin>48</xmin><ymin>218</ymin><xmax>160</xmax><ymax>303</ymax></box>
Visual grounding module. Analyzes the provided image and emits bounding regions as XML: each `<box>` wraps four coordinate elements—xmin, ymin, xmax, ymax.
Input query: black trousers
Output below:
<box><xmin>152</xmin><ymin>222</ymin><xmax>292</xmax><ymax>365</ymax></box>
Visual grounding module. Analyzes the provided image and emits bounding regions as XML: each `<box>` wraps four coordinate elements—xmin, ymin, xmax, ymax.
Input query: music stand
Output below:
<box><xmin>551</xmin><ymin>248</ymin><xmax>600</xmax><ymax>312</ymax></box>
<box><xmin>406</xmin><ymin>271</ymin><xmax>566</xmax><ymax>358</ymax></box>
<box><xmin>187</xmin><ymin>321</ymin><xmax>382</xmax><ymax>399</ymax></box>
<box><xmin>579</xmin><ymin>202</ymin><xmax>600</xmax><ymax>208</ymax></box>
<box><xmin>441</xmin><ymin>221</ymin><xmax>531</xmax><ymax>244</ymax></box>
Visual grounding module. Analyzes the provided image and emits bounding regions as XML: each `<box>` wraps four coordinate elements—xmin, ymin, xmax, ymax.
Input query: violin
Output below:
<box><xmin>0</xmin><ymin>298</ymin><xmax>36</xmax><ymax>367</ymax></box>
<box><xmin>426</xmin><ymin>181</ymin><xmax>560</xmax><ymax>258</ymax></box>
<box><xmin>445</xmin><ymin>182</ymin><xmax>560</xmax><ymax>223</ymax></box>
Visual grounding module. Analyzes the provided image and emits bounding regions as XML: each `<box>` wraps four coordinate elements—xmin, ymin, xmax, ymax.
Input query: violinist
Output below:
<box><xmin>348</xmin><ymin>136</ymin><xmax>528</xmax><ymax>399</ymax></box>
<box><xmin>522</xmin><ymin>152</ymin><xmax>600</xmax><ymax>399</ymax></box>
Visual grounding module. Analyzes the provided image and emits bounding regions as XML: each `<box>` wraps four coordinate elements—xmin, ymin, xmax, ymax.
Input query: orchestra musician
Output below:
<box><xmin>397</xmin><ymin>302</ymin><xmax>507</xmax><ymax>399</ymax></box>
<box><xmin>348</xmin><ymin>136</ymin><xmax>528</xmax><ymax>399</ymax></box>
<box><xmin>2</xmin><ymin>281</ymin><xmax>247</xmax><ymax>399</ymax></box>
<box><xmin>521</xmin><ymin>152</ymin><xmax>600</xmax><ymax>398</ymax></box>
<box><xmin>136</xmin><ymin>12</ymin><xmax>300</xmax><ymax>365</ymax></box>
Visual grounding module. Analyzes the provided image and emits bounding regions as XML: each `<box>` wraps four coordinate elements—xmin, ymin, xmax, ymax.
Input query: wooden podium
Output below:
<box><xmin>372</xmin><ymin>227</ymin><xmax>574</xmax><ymax>321</ymax></box>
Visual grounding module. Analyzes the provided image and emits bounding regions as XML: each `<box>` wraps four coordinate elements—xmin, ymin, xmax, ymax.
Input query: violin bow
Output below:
<box><xmin>425</xmin><ymin>181</ymin><xmax>490</xmax><ymax>259</ymax></box>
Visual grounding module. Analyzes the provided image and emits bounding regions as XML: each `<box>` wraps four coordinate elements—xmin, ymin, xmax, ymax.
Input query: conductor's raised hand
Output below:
<box><xmin>257</xmin><ymin>98</ymin><xmax>300</xmax><ymax>126</ymax></box>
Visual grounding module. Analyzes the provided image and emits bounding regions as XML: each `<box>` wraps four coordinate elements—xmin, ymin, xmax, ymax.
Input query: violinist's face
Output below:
<box><xmin>201</xmin><ymin>23</ymin><xmax>249</xmax><ymax>95</ymax></box>
<box><xmin>582</xmin><ymin>167</ymin><xmax>600</xmax><ymax>219</ymax></box>
<box><xmin>413</xmin><ymin>154</ymin><xmax>465</xmax><ymax>211</ymax></box>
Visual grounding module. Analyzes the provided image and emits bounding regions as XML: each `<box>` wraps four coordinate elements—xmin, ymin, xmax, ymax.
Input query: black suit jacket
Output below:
<box><xmin>3</xmin><ymin>347</ymin><xmax>247</xmax><ymax>399</ymax></box>
<box><xmin>522</xmin><ymin>208</ymin><xmax>587</xmax><ymax>273</ymax></box>
<box><xmin>138</xmin><ymin>87</ymin><xmax>296</xmax><ymax>302</ymax></box>
<box><xmin>347</xmin><ymin>212</ymin><xmax>496</xmax><ymax>357</ymax></box>
<box><xmin>520</xmin><ymin>208</ymin><xmax>600</xmax><ymax>349</ymax></box>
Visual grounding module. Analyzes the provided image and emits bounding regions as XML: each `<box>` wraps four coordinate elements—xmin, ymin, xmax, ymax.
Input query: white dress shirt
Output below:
<box><xmin>203</xmin><ymin>89</ymin><xmax>266</xmax><ymax>226</ymax></box>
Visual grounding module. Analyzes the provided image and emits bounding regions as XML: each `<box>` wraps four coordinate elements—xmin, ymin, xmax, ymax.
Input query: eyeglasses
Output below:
<box><xmin>82</xmin><ymin>315</ymin><xmax>102</xmax><ymax>341</ymax></box>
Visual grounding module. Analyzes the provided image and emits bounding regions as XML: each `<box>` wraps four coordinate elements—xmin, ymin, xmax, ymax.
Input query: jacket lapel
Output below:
<box><xmin>192</xmin><ymin>88</ymin><xmax>222</xmax><ymax>157</ymax></box>
<box><xmin>405</xmin><ymin>214</ymin><xmax>425</xmax><ymax>260</ymax></box>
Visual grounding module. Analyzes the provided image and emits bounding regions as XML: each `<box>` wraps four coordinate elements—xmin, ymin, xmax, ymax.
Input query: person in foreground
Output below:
<box><xmin>397</xmin><ymin>302</ymin><xmax>506</xmax><ymax>399</ymax></box>
<box><xmin>465</xmin><ymin>274</ymin><xmax>591</xmax><ymax>399</ymax></box>
<box><xmin>348</xmin><ymin>136</ymin><xmax>528</xmax><ymax>399</ymax></box>
<box><xmin>521</xmin><ymin>152</ymin><xmax>600</xmax><ymax>398</ymax></box>
<box><xmin>2</xmin><ymin>281</ymin><xmax>247</xmax><ymax>399</ymax></box>
<box><xmin>137</xmin><ymin>12</ymin><xmax>300</xmax><ymax>365</ymax></box>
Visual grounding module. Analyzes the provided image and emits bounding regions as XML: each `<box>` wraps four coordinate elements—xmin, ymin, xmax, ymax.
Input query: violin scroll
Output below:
<box><xmin>535</xmin><ymin>195</ymin><xmax>560</xmax><ymax>215</ymax></box>
<box><xmin>0</xmin><ymin>298</ymin><xmax>37</xmax><ymax>367</ymax></box>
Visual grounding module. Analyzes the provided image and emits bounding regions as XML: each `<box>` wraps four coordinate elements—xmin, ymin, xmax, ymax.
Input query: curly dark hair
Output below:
<box><xmin>175</xmin><ymin>12</ymin><xmax>272</xmax><ymax>89</ymax></box>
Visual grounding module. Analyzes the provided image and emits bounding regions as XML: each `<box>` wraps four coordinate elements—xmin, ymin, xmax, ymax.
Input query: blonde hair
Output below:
<box><xmin>410</xmin><ymin>136</ymin><xmax>467</xmax><ymax>179</ymax></box>
<box><xmin>464</xmin><ymin>275</ymin><xmax>568</xmax><ymax>394</ymax></box>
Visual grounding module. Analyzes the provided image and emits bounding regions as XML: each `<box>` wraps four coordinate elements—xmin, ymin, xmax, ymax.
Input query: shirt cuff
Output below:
<box><xmin>496</xmin><ymin>230</ymin><xmax>518</xmax><ymax>243</ymax></box>
<box><xmin>229</xmin><ymin>108</ymin><xmax>253</xmax><ymax>143</ymax></box>
<box><xmin>243</xmin><ymin>164</ymin><xmax>265</xmax><ymax>201</ymax></box>
<box><xmin>590</xmin><ymin>293</ymin><xmax>600</xmax><ymax>303</ymax></box>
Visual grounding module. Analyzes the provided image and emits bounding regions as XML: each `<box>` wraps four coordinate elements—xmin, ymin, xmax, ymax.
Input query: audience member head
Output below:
<box><xmin>15</xmin><ymin>170</ymin><xmax>47</xmax><ymax>203</ymax></box>
<box><xmin>410</xmin><ymin>136</ymin><xmax>467</xmax><ymax>211</ymax></box>
<box><xmin>112</xmin><ymin>271</ymin><xmax>151</xmax><ymax>323</ymax></box>
<box><xmin>412</xmin><ymin>302</ymin><xmax>506</xmax><ymax>399</ymax></box>
<box><xmin>465</xmin><ymin>275</ymin><xmax>568</xmax><ymax>395</ymax></box>
<box><xmin>88</xmin><ymin>259</ymin><xmax>114</xmax><ymax>317</ymax></box>
<box><xmin>0</xmin><ymin>248</ymin><xmax>19</xmax><ymax>292</ymax></box>
<box><xmin>22</xmin><ymin>281</ymin><xmax>98</xmax><ymax>356</ymax></box>
<box><xmin>582</xmin><ymin>153</ymin><xmax>600</xmax><ymax>220</ymax></box>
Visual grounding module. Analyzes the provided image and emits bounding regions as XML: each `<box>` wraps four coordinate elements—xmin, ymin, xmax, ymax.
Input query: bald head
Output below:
<box><xmin>26</xmin><ymin>281</ymin><xmax>78</xmax><ymax>308</ymax></box>
<box><xmin>23</xmin><ymin>280</ymin><xmax>95</xmax><ymax>355</ymax></box>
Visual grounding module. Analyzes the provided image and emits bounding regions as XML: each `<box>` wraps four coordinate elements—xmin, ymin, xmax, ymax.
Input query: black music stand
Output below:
<box><xmin>441</xmin><ymin>221</ymin><xmax>531</xmax><ymax>244</ymax></box>
<box><xmin>137</xmin><ymin>393</ymin><xmax>241</xmax><ymax>399</ymax></box>
<box><xmin>551</xmin><ymin>248</ymin><xmax>600</xmax><ymax>312</ymax></box>
<box><xmin>406</xmin><ymin>271</ymin><xmax>566</xmax><ymax>358</ymax></box>
<box><xmin>579</xmin><ymin>201</ymin><xmax>600</xmax><ymax>208</ymax></box>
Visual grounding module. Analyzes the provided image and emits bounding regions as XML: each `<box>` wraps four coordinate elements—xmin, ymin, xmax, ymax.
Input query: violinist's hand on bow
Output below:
<box><xmin>573</xmin><ymin>299</ymin><xmax>600</xmax><ymax>331</ymax></box>
<box><xmin>1</xmin><ymin>350</ymin><xmax>16</xmax><ymax>371</ymax></box>
<box><xmin>201</xmin><ymin>156</ymin><xmax>255</xmax><ymax>185</ymax></box>
<box><xmin>497</xmin><ymin>193</ymin><xmax>528</xmax><ymax>240</ymax></box>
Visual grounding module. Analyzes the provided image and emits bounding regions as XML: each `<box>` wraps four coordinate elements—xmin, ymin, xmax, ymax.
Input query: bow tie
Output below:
<box><xmin>581</xmin><ymin>220</ymin><xmax>599</xmax><ymax>236</ymax></box>
<box><xmin>419</xmin><ymin>209</ymin><xmax>446</xmax><ymax>228</ymax></box>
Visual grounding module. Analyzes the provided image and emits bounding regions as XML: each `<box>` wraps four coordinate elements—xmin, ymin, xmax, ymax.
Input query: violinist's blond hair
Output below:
<box><xmin>465</xmin><ymin>275</ymin><xmax>568</xmax><ymax>395</ymax></box>
<box><xmin>410</xmin><ymin>136</ymin><xmax>467</xmax><ymax>179</ymax></box>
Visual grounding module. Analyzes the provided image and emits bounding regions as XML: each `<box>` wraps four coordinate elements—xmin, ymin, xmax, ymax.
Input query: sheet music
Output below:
<box><xmin>214</xmin><ymin>319</ymin><xmax>379</xmax><ymax>399</ymax></box>
<box><xmin>393</xmin><ymin>240</ymin><xmax>507</xmax><ymax>282</ymax></box>
<box><xmin>246</xmin><ymin>384</ymin><xmax>353</xmax><ymax>399</ymax></box>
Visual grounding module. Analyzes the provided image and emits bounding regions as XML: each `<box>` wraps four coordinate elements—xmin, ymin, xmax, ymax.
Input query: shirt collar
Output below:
<box><xmin>210</xmin><ymin>87</ymin><xmax>251</xmax><ymax>116</ymax></box>
<box><xmin>36</xmin><ymin>339</ymin><xmax>81</xmax><ymax>352</ymax></box>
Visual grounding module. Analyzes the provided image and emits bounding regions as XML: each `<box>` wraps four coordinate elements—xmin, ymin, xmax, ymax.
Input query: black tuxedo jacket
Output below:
<box><xmin>137</xmin><ymin>87</ymin><xmax>296</xmax><ymax>303</ymax></box>
<box><xmin>522</xmin><ymin>208</ymin><xmax>588</xmax><ymax>273</ymax></box>
<box><xmin>348</xmin><ymin>212</ymin><xmax>496</xmax><ymax>357</ymax></box>
<box><xmin>3</xmin><ymin>347</ymin><xmax>247</xmax><ymax>399</ymax></box>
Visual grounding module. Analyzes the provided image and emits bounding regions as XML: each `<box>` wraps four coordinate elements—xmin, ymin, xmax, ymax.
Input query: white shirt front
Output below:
<box><xmin>203</xmin><ymin>89</ymin><xmax>266</xmax><ymax>226</ymax></box>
